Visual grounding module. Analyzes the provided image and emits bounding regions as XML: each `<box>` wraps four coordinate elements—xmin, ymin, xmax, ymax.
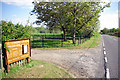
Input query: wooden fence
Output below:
<box><xmin>31</xmin><ymin>34</ymin><xmax>90</xmax><ymax>48</ymax></box>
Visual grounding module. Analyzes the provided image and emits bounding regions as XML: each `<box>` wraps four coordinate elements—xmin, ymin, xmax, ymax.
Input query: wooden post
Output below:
<box><xmin>42</xmin><ymin>38</ymin><xmax>44</xmax><ymax>47</ymax></box>
<box><xmin>22</xmin><ymin>59</ymin><xmax>24</xmax><ymax>65</ymax></box>
<box><xmin>0</xmin><ymin>43</ymin><xmax>3</xmax><ymax>71</ymax></box>
<box><xmin>14</xmin><ymin>62</ymin><xmax>15</xmax><ymax>66</ymax></box>
<box><xmin>61</xmin><ymin>39</ymin><xmax>63</xmax><ymax>47</ymax></box>
<box><xmin>23</xmin><ymin>59</ymin><xmax>25</xmax><ymax>65</ymax></box>
<box><xmin>61</xmin><ymin>34</ymin><xmax>63</xmax><ymax>47</ymax></box>
<box><xmin>10</xmin><ymin>63</ymin><xmax>13</xmax><ymax>67</ymax></box>
<box><xmin>19</xmin><ymin>60</ymin><xmax>20</xmax><ymax>66</ymax></box>
<box><xmin>26</xmin><ymin>57</ymin><xmax>29</xmax><ymax>64</ymax></box>
<box><xmin>78</xmin><ymin>38</ymin><xmax>80</xmax><ymax>45</ymax></box>
<box><xmin>21</xmin><ymin>59</ymin><xmax>23</xmax><ymax>65</ymax></box>
<box><xmin>20</xmin><ymin>60</ymin><xmax>22</xmax><ymax>65</ymax></box>
<box><xmin>33</xmin><ymin>36</ymin><xmax>34</xmax><ymax>48</ymax></box>
<box><xmin>80</xmin><ymin>37</ymin><xmax>81</xmax><ymax>44</ymax></box>
<box><xmin>45</xmin><ymin>33</ymin><xmax>46</xmax><ymax>38</ymax></box>
<box><xmin>6</xmin><ymin>64</ymin><xmax>9</xmax><ymax>73</ymax></box>
<box><xmin>16</xmin><ymin>61</ymin><xmax>19</xmax><ymax>65</ymax></box>
<box><xmin>25</xmin><ymin>58</ymin><xmax>27</xmax><ymax>64</ymax></box>
<box><xmin>0</xmin><ymin>51</ymin><xmax>2</xmax><ymax>70</ymax></box>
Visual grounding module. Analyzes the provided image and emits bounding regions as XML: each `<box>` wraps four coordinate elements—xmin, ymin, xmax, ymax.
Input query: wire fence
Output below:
<box><xmin>30</xmin><ymin>33</ymin><xmax>90</xmax><ymax>48</ymax></box>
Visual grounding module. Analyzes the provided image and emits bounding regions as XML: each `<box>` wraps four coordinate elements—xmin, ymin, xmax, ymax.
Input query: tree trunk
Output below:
<box><xmin>73</xmin><ymin>30</ymin><xmax>76</xmax><ymax>45</ymax></box>
<box><xmin>61</xmin><ymin>26</ymin><xmax>67</xmax><ymax>41</ymax></box>
<box><xmin>63</xmin><ymin>30</ymin><xmax>67</xmax><ymax>41</ymax></box>
<box><xmin>80</xmin><ymin>37</ymin><xmax>81</xmax><ymax>44</ymax></box>
<box><xmin>78</xmin><ymin>38</ymin><xmax>79</xmax><ymax>45</ymax></box>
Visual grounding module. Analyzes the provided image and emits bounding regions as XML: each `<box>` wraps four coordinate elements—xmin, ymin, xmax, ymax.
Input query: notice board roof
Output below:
<box><xmin>3</xmin><ymin>38</ymin><xmax>30</xmax><ymax>42</ymax></box>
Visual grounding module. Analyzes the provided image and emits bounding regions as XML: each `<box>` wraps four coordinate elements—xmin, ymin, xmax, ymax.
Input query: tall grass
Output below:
<box><xmin>71</xmin><ymin>32</ymin><xmax>101</xmax><ymax>49</ymax></box>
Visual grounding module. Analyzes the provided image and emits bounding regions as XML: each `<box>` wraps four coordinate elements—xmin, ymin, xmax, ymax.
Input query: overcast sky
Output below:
<box><xmin>1</xmin><ymin>0</ymin><xmax>119</xmax><ymax>30</ymax></box>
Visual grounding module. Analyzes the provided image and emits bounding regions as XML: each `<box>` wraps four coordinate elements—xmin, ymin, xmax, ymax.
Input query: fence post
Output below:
<box><xmin>78</xmin><ymin>37</ymin><xmax>79</xmax><ymax>45</ymax></box>
<box><xmin>0</xmin><ymin>49</ymin><xmax>2</xmax><ymax>71</ymax></box>
<box><xmin>61</xmin><ymin>34</ymin><xmax>63</xmax><ymax>47</ymax></box>
<box><xmin>80</xmin><ymin>36</ymin><xmax>81</xmax><ymax>44</ymax></box>
<box><xmin>33</xmin><ymin>35</ymin><xmax>34</xmax><ymax>47</ymax></box>
<box><xmin>45</xmin><ymin>33</ymin><xmax>46</xmax><ymax>38</ymax></box>
<box><xmin>42</xmin><ymin>38</ymin><xmax>44</xmax><ymax>47</ymax></box>
<box><xmin>6</xmin><ymin>64</ymin><xmax>9</xmax><ymax>73</ymax></box>
<box><xmin>19</xmin><ymin>60</ymin><xmax>20</xmax><ymax>66</ymax></box>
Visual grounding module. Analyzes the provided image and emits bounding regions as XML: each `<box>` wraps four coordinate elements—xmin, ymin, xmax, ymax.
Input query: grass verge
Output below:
<box><xmin>0</xmin><ymin>69</ymin><xmax>2</xmax><ymax>79</ymax></box>
<box><xmin>2</xmin><ymin>60</ymin><xmax>72</xmax><ymax>78</ymax></box>
<box><xmin>73</xmin><ymin>32</ymin><xmax>101</xmax><ymax>49</ymax></box>
<box><xmin>108</xmin><ymin>34</ymin><xmax>120</xmax><ymax>38</ymax></box>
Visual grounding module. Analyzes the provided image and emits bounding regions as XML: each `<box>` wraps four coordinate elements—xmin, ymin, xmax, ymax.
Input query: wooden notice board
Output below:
<box><xmin>3</xmin><ymin>39</ymin><xmax>31</xmax><ymax>65</ymax></box>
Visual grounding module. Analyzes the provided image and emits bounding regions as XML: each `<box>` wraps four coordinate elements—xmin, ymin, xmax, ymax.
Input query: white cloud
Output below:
<box><xmin>1</xmin><ymin>0</ymin><xmax>34</xmax><ymax>9</ymax></box>
<box><xmin>7</xmin><ymin>15</ymin><xmax>43</xmax><ymax>27</ymax></box>
<box><xmin>1</xmin><ymin>0</ymin><xmax>33</xmax><ymax>6</ymax></box>
<box><xmin>110</xmin><ymin>0</ymin><xmax>119</xmax><ymax>2</ymax></box>
<box><xmin>11</xmin><ymin>17</ymin><xmax>27</xmax><ymax>25</ymax></box>
<box><xmin>12</xmin><ymin>14</ymin><xmax>17</xmax><ymax>17</ymax></box>
<box><xmin>101</xmin><ymin>0</ymin><xmax>119</xmax><ymax>2</ymax></box>
<box><xmin>99</xmin><ymin>13</ymin><xmax>118</xmax><ymax>30</ymax></box>
<box><xmin>22</xmin><ymin>6</ymin><xmax>33</xmax><ymax>9</ymax></box>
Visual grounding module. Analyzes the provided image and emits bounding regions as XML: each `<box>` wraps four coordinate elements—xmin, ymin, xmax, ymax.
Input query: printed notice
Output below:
<box><xmin>24</xmin><ymin>45</ymin><xmax>28</xmax><ymax>53</ymax></box>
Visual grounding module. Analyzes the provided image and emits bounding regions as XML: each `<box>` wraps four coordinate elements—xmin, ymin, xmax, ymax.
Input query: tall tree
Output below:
<box><xmin>65</xmin><ymin>2</ymin><xmax>110</xmax><ymax>44</ymax></box>
<box><xmin>31</xmin><ymin>2</ymin><xmax>71</xmax><ymax>41</ymax></box>
<box><xmin>31</xmin><ymin>2</ymin><xmax>110</xmax><ymax>44</ymax></box>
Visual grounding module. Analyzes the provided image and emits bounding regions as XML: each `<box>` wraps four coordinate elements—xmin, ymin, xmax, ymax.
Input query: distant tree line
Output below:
<box><xmin>100</xmin><ymin>28</ymin><xmax>119</xmax><ymax>34</ymax></box>
<box><xmin>100</xmin><ymin>28</ymin><xmax>120</xmax><ymax>37</ymax></box>
<box><xmin>32</xmin><ymin>26</ymin><xmax>61</xmax><ymax>33</ymax></box>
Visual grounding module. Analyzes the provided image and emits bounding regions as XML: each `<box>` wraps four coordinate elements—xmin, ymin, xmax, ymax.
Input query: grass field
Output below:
<box><xmin>32</xmin><ymin>33</ymin><xmax>62</xmax><ymax>35</ymax></box>
<box><xmin>31</xmin><ymin>38</ymin><xmax>89</xmax><ymax>48</ymax></box>
<box><xmin>31</xmin><ymin>32</ymin><xmax>101</xmax><ymax>49</ymax></box>
<box><xmin>2</xmin><ymin>60</ymin><xmax>72</xmax><ymax>78</ymax></box>
<box><xmin>31</xmin><ymin>33</ymin><xmax>89</xmax><ymax>48</ymax></box>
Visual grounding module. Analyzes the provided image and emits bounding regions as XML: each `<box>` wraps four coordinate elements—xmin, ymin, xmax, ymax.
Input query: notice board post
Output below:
<box><xmin>2</xmin><ymin>38</ymin><xmax>31</xmax><ymax>72</ymax></box>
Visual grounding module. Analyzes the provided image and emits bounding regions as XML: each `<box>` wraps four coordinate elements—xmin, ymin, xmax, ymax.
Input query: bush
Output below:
<box><xmin>1</xmin><ymin>20</ymin><xmax>32</xmax><ymax>41</ymax></box>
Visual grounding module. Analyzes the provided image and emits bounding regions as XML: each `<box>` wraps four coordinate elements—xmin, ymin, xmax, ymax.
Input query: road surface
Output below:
<box><xmin>102</xmin><ymin>35</ymin><xmax>119</xmax><ymax>78</ymax></box>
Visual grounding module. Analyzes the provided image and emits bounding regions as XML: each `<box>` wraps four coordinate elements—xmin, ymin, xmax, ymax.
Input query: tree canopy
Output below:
<box><xmin>31</xmin><ymin>2</ymin><xmax>110</xmax><ymax>44</ymax></box>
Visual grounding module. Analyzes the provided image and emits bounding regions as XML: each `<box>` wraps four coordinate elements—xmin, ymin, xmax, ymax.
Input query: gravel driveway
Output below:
<box><xmin>31</xmin><ymin>43</ymin><xmax>104</xmax><ymax>78</ymax></box>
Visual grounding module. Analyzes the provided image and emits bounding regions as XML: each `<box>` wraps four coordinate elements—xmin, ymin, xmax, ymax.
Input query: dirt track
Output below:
<box><xmin>31</xmin><ymin>43</ymin><xmax>104</xmax><ymax>78</ymax></box>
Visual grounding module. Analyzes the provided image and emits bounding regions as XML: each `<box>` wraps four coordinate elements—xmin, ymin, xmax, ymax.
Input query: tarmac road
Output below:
<box><xmin>102</xmin><ymin>35</ymin><xmax>119</xmax><ymax>78</ymax></box>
